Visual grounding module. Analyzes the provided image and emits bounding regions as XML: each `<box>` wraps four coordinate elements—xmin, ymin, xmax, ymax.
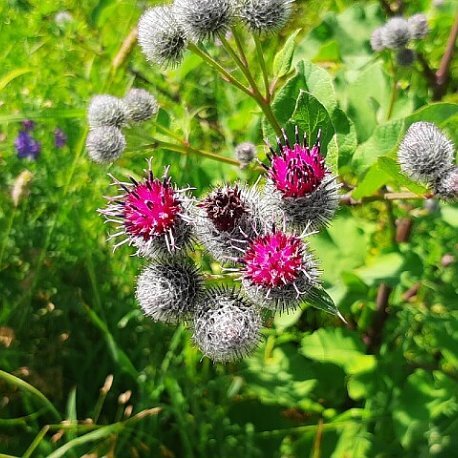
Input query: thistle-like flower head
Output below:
<box><xmin>263</xmin><ymin>127</ymin><xmax>339</xmax><ymax>230</ymax></box>
<box><xmin>100</xmin><ymin>163</ymin><xmax>193</xmax><ymax>257</ymax></box>
<box><xmin>239</xmin><ymin>227</ymin><xmax>319</xmax><ymax>311</ymax></box>
<box><xmin>198</xmin><ymin>185</ymin><xmax>248</xmax><ymax>232</ymax></box>
<box><xmin>370</xmin><ymin>27</ymin><xmax>385</xmax><ymax>52</ymax></box>
<box><xmin>193</xmin><ymin>288</ymin><xmax>262</xmax><ymax>362</ymax></box>
<box><xmin>267</xmin><ymin>127</ymin><xmax>326</xmax><ymax>198</ymax></box>
<box><xmin>381</xmin><ymin>17</ymin><xmax>411</xmax><ymax>50</ymax></box>
<box><xmin>235</xmin><ymin>142</ymin><xmax>256</xmax><ymax>168</ymax></box>
<box><xmin>138</xmin><ymin>6</ymin><xmax>188</xmax><ymax>67</ymax></box>
<box><xmin>433</xmin><ymin>167</ymin><xmax>458</xmax><ymax>200</ymax></box>
<box><xmin>123</xmin><ymin>88</ymin><xmax>159</xmax><ymax>123</ymax></box>
<box><xmin>136</xmin><ymin>257</ymin><xmax>203</xmax><ymax>323</ymax></box>
<box><xmin>238</xmin><ymin>0</ymin><xmax>294</xmax><ymax>34</ymax></box>
<box><xmin>174</xmin><ymin>0</ymin><xmax>234</xmax><ymax>41</ymax></box>
<box><xmin>86</xmin><ymin>126</ymin><xmax>126</xmax><ymax>163</ymax></box>
<box><xmin>408</xmin><ymin>14</ymin><xmax>429</xmax><ymax>40</ymax></box>
<box><xmin>398</xmin><ymin>122</ymin><xmax>455</xmax><ymax>183</ymax></box>
<box><xmin>193</xmin><ymin>184</ymin><xmax>267</xmax><ymax>262</ymax></box>
<box><xmin>87</xmin><ymin>95</ymin><xmax>127</xmax><ymax>128</ymax></box>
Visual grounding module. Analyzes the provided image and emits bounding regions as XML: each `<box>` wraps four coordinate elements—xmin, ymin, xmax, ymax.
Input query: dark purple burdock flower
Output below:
<box><xmin>262</xmin><ymin>127</ymin><xmax>340</xmax><ymax>231</ymax></box>
<box><xmin>22</xmin><ymin>120</ymin><xmax>35</xmax><ymax>131</ymax></box>
<box><xmin>54</xmin><ymin>128</ymin><xmax>67</xmax><ymax>148</ymax></box>
<box><xmin>15</xmin><ymin>131</ymin><xmax>41</xmax><ymax>160</ymax></box>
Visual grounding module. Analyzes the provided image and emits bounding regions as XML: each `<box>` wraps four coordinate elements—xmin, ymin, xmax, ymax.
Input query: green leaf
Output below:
<box><xmin>286</xmin><ymin>90</ymin><xmax>334</xmax><ymax>156</ymax></box>
<box><xmin>301</xmin><ymin>328</ymin><xmax>376</xmax><ymax>374</ymax></box>
<box><xmin>0</xmin><ymin>68</ymin><xmax>32</xmax><ymax>91</ymax></box>
<box><xmin>328</xmin><ymin>108</ymin><xmax>358</xmax><ymax>172</ymax></box>
<box><xmin>355</xmin><ymin>252</ymin><xmax>404</xmax><ymax>287</ymax></box>
<box><xmin>377</xmin><ymin>157</ymin><xmax>428</xmax><ymax>194</ymax></box>
<box><xmin>307</xmin><ymin>286</ymin><xmax>347</xmax><ymax>323</ymax></box>
<box><xmin>347</xmin><ymin>61</ymin><xmax>391</xmax><ymax>143</ymax></box>
<box><xmin>273</xmin><ymin>29</ymin><xmax>301</xmax><ymax>79</ymax></box>
<box><xmin>352</xmin><ymin>162</ymin><xmax>390</xmax><ymax>199</ymax></box>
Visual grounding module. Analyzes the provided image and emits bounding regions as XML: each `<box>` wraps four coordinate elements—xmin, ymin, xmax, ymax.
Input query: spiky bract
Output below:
<box><xmin>398</xmin><ymin>122</ymin><xmax>455</xmax><ymax>183</ymax></box>
<box><xmin>138</xmin><ymin>6</ymin><xmax>187</xmax><ymax>67</ymax></box>
<box><xmin>86</xmin><ymin>126</ymin><xmax>126</xmax><ymax>163</ymax></box>
<box><xmin>235</xmin><ymin>142</ymin><xmax>256</xmax><ymax>168</ymax></box>
<box><xmin>408</xmin><ymin>14</ymin><xmax>429</xmax><ymax>39</ymax></box>
<box><xmin>238</xmin><ymin>0</ymin><xmax>294</xmax><ymax>33</ymax></box>
<box><xmin>193</xmin><ymin>288</ymin><xmax>262</xmax><ymax>362</ymax></box>
<box><xmin>240</xmin><ymin>229</ymin><xmax>319</xmax><ymax>312</ymax></box>
<box><xmin>123</xmin><ymin>88</ymin><xmax>159</xmax><ymax>123</ymax></box>
<box><xmin>263</xmin><ymin>127</ymin><xmax>339</xmax><ymax>231</ymax></box>
<box><xmin>396</xmin><ymin>48</ymin><xmax>415</xmax><ymax>66</ymax></box>
<box><xmin>193</xmin><ymin>184</ymin><xmax>268</xmax><ymax>262</ymax></box>
<box><xmin>100</xmin><ymin>165</ymin><xmax>193</xmax><ymax>257</ymax></box>
<box><xmin>174</xmin><ymin>0</ymin><xmax>234</xmax><ymax>41</ymax></box>
<box><xmin>136</xmin><ymin>257</ymin><xmax>203</xmax><ymax>323</ymax></box>
<box><xmin>381</xmin><ymin>17</ymin><xmax>411</xmax><ymax>49</ymax></box>
<box><xmin>433</xmin><ymin>167</ymin><xmax>458</xmax><ymax>200</ymax></box>
<box><xmin>87</xmin><ymin>95</ymin><xmax>127</xmax><ymax>128</ymax></box>
<box><xmin>370</xmin><ymin>27</ymin><xmax>385</xmax><ymax>51</ymax></box>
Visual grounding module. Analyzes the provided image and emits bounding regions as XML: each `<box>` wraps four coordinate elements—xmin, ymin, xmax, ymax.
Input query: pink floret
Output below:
<box><xmin>269</xmin><ymin>143</ymin><xmax>326</xmax><ymax>198</ymax></box>
<box><xmin>243</xmin><ymin>231</ymin><xmax>304</xmax><ymax>288</ymax></box>
<box><xmin>124</xmin><ymin>178</ymin><xmax>181</xmax><ymax>239</ymax></box>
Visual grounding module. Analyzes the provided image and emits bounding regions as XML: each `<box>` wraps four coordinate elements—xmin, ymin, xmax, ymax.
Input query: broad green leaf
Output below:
<box><xmin>355</xmin><ymin>252</ymin><xmax>404</xmax><ymax>286</ymax></box>
<box><xmin>301</xmin><ymin>328</ymin><xmax>376</xmax><ymax>374</ymax></box>
<box><xmin>273</xmin><ymin>29</ymin><xmax>301</xmax><ymax>79</ymax></box>
<box><xmin>352</xmin><ymin>162</ymin><xmax>390</xmax><ymax>199</ymax></box>
<box><xmin>347</xmin><ymin>61</ymin><xmax>391</xmax><ymax>142</ymax></box>
<box><xmin>307</xmin><ymin>286</ymin><xmax>347</xmax><ymax>323</ymax></box>
<box><xmin>328</xmin><ymin>108</ymin><xmax>358</xmax><ymax>172</ymax></box>
<box><xmin>286</xmin><ymin>90</ymin><xmax>334</xmax><ymax>156</ymax></box>
<box><xmin>377</xmin><ymin>157</ymin><xmax>428</xmax><ymax>194</ymax></box>
<box><xmin>441</xmin><ymin>206</ymin><xmax>458</xmax><ymax>227</ymax></box>
<box><xmin>352</xmin><ymin>119</ymin><xmax>404</xmax><ymax>170</ymax></box>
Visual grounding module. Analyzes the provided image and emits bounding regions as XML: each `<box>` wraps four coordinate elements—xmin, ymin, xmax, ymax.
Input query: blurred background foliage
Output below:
<box><xmin>0</xmin><ymin>0</ymin><xmax>457</xmax><ymax>456</ymax></box>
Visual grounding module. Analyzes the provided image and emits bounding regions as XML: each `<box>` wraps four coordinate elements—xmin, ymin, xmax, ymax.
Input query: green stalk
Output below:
<box><xmin>252</xmin><ymin>33</ymin><xmax>271</xmax><ymax>102</ymax></box>
<box><xmin>143</xmin><ymin>139</ymin><xmax>240</xmax><ymax>166</ymax></box>
<box><xmin>188</xmin><ymin>42</ymin><xmax>253</xmax><ymax>97</ymax></box>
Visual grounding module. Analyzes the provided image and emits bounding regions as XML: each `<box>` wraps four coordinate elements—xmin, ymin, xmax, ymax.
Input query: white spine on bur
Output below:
<box><xmin>86</xmin><ymin>126</ymin><xmax>126</xmax><ymax>163</ymax></box>
<box><xmin>88</xmin><ymin>95</ymin><xmax>127</xmax><ymax>128</ymax></box>
<box><xmin>174</xmin><ymin>0</ymin><xmax>234</xmax><ymax>41</ymax></box>
<box><xmin>193</xmin><ymin>288</ymin><xmax>262</xmax><ymax>362</ymax></box>
<box><xmin>381</xmin><ymin>17</ymin><xmax>411</xmax><ymax>49</ymax></box>
<box><xmin>398</xmin><ymin>122</ymin><xmax>455</xmax><ymax>183</ymax></box>
<box><xmin>136</xmin><ymin>258</ymin><xmax>203</xmax><ymax>323</ymax></box>
<box><xmin>123</xmin><ymin>89</ymin><xmax>159</xmax><ymax>123</ymax></box>
<box><xmin>138</xmin><ymin>6</ymin><xmax>188</xmax><ymax>67</ymax></box>
<box><xmin>237</xmin><ymin>0</ymin><xmax>294</xmax><ymax>33</ymax></box>
<box><xmin>408</xmin><ymin>14</ymin><xmax>429</xmax><ymax>39</ymax></box>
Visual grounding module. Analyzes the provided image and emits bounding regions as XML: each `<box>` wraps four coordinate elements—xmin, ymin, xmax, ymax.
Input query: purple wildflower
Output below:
<box><xmin>22</xmin><ymin>120</ymin><xmax>35</xmax><ymax>132</ymax></box>
<box><xmin>54</xmin><ymin>128</ymin><xmax>67</xmax><ymax>148</ymax></box>
<box><xmin>15</xmin><ymin>131</ymin><xmax>41</xmax><ymax>160</ymax></box>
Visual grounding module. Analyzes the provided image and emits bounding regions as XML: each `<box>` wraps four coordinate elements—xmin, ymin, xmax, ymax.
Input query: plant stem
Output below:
<box><xmin>231</xmin><ymin>27</ymin><xmax>249</xmax><ymax>67</ymax></box>
<box><xmin>434</xmin><ymin>14</ymin><xmax>458</xmax><ymax>100</ymax></box>
<box><xmin>386</xmin><ymin>57</ymin><xmax>397</xmax><ymax>121</ymax></box>
<box><xmin>218</xmin><ymin>32</ymin><xmax>282</xmax><ymax>136</ymax></box>
<box><xmin>340</xmin><ymin>190</ymin><xmax>431</xmax><ymax>205</ymax></box>
<box><xmin>188</xmin><ymin>42</ymin><xmax>253</xmax><ymax>97</ymax></box>
<box><xmin>253</xmin><ymin>33</ymin><xmax>271</xmax><ymax>102</ymax></box>
<box><xmin>144</xmin><ymin>139</ymin><xmax>240</xmax><ymax>166</ymax></box>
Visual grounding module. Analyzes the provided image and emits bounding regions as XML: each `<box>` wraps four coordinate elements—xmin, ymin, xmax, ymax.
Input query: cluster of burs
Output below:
<box><xmin>371</xmin><ymin>13</ymin><xmax>429</xmax><ymax>66</ymax></box>
<box><xmin>94</xmin><ymin>114</ymin><xmax>340</xmax><ymax>362</ymax></box>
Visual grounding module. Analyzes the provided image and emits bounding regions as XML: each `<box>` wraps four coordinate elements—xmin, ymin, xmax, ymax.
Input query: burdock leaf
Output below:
<box><xmin>307</xmin><ymin>286</ymin><xmax>347</xmax><ymax>323</ymax></box>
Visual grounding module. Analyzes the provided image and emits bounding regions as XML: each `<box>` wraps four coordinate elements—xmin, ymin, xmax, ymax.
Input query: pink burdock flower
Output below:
<box><xmin>238</xmin><ymin>227</ymin><xmax>319</xmax><ymax>312</ymax></box>
<box><xmin>263</xmin><ymin>127</ymin><xmax>339</xmax><ymax>231</ymax></box>
<box><xmin>100</xmin><ymin>161</ymin><xmax>193</xmax><ymax>257</ymax></box>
